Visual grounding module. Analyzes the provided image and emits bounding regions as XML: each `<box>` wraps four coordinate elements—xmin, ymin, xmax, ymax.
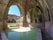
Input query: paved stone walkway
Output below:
<box><xmin>36</xmin><ymin>28</ymin><xmax>42</xmax><ymax>40</ymax></box>
<box><xmin>1</xmin><ymin>32</ymin><xmax>8</xmax><ymax>40</ymax></box>
<box><xmin>0</xmin><ymin>33</ymin><xmax>2</xmax><ymax>40</ymax></box>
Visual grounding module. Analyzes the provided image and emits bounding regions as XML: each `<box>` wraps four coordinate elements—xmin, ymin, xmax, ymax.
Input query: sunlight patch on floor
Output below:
<box><xmin>11</xmin><ymin>27</ymin><xmax>31</xmax><ymax>32</ymax></box>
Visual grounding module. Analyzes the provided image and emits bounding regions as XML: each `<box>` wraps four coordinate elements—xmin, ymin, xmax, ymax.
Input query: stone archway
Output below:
<box><xmin>27</xmin><ymin>0</ymin><xmax>50</xmax><ymax>40</ymax></box>
<box><xmin>3</xmin><ymin>0</ymin><xmax>25</xmax><ymax>29</ymax></box>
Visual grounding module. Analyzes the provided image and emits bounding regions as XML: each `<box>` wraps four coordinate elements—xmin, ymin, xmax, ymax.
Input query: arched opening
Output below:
<box><xmin>47</xmin><ymin>8</ymin><xmax>51</xmax><ymax>21</ymax></box>
<box><xmin>8</xmin><ymin>5</ymin><xmax>21</xmax><ymax>28</ymax></box>
<box><xmin>4</xmin><ymin>4</ymin><xmax>32</xmax><ymax>40</ymax></box>
<box><xmin>35</xmin><ymin>6</ymin><xmax>43</xmax><ymax>23</ymax></box>
<box><xmin>8</xmin><ymin>5</ymin><xmax>21</xmax><ymax>16</ymax></box>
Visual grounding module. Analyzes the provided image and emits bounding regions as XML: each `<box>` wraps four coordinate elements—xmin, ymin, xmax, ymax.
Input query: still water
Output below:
<box><xmin>8</xmin><ymin>29</ymin><xmax>37</xmax><ymax>40</ymax></box>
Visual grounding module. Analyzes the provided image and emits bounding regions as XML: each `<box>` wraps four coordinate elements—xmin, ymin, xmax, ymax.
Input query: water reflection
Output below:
<box><xmin>8</xmin><ymin>29</ymin><xmax>37</xmax><ymax>40</ymax></box>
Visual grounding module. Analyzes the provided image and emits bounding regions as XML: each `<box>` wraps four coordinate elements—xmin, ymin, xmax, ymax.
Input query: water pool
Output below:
<box><xmin>7</xmin><ymin>29</ymin><xmax>37</xmax><ymax>40</ymax></box>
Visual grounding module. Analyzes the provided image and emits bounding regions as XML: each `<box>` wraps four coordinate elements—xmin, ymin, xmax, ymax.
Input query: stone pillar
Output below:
<box><xmin>26</xmin><ymin>12</ymin><xmax>31</xmax><ymax>27</ymax></box>
<box><xmin>3</xmin><ymin>20</ymin><xmax>7</xmax><ymax>29</ymax></box>
<box><xmin>23</xmin><ymin>14</ymin><xmax>29</xmax><ymax>27</ymax></box>
<box><xmin>23</xmin><ymin>0</ymin><xmax>29</xmax><ymax>27</ymax></box>
<box><xmin>3</xmin><ymin>13</ymin><xmax>7</xmax><ymax>30</ymax></box>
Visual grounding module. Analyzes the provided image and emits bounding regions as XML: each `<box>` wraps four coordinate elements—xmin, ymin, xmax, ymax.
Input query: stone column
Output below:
<box><xmin>0</xmin><ymin>15</ymin><xmax>3</xmax><ymax>32</ymax></box>
<box><xmin>23</xmin><ymin>14</ymin><xmax>29</xmax><ymax>27</ymax></box>
<box><xmin>23</xmin><ymin>0</ymin><xmax>29</xmax><ymax>27</ymax></box>
<box><xmin>3</xmin><ymin>13</ymin><xmax>8</xmax><ymax>30</ymax></box>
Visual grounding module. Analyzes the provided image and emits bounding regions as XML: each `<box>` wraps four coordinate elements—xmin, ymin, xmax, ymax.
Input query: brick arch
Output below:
<box><xmin>3</xmin><ymin>0</ymin><xmax>25</xmax><ymax>29</ymax></box>
<box><xmin>29</xmin><ymin>2</ymin><xmax>44</xmax><ymax>23</ymax></box>
<box><xmin>4</xmin><ymin>0</ymin><xmax>24</xmax><ymax>17</ymax></box>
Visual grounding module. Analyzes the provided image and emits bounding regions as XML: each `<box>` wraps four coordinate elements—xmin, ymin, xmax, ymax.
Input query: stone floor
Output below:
<box><xmin>1</xmin><ymin>32</ymin><xmax>8</xmax><ymax>40</ymax></box>
<box><xmin>0</xmin><ymin>33</ymin><xmax>2</xmax><ymax>40</ymax></box>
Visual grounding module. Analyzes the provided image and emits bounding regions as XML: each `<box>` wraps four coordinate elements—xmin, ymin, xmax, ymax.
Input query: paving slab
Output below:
<box><xmin>1</xmin><ymin>32</ymin><xmax>8</xmax><ymax>40</ymax></box>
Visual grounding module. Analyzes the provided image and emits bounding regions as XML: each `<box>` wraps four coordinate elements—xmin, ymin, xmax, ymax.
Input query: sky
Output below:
<box><xmin>8</xmin><ymin>5</ymin><xmax>20</xmax><ymax>16</ymax></box>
